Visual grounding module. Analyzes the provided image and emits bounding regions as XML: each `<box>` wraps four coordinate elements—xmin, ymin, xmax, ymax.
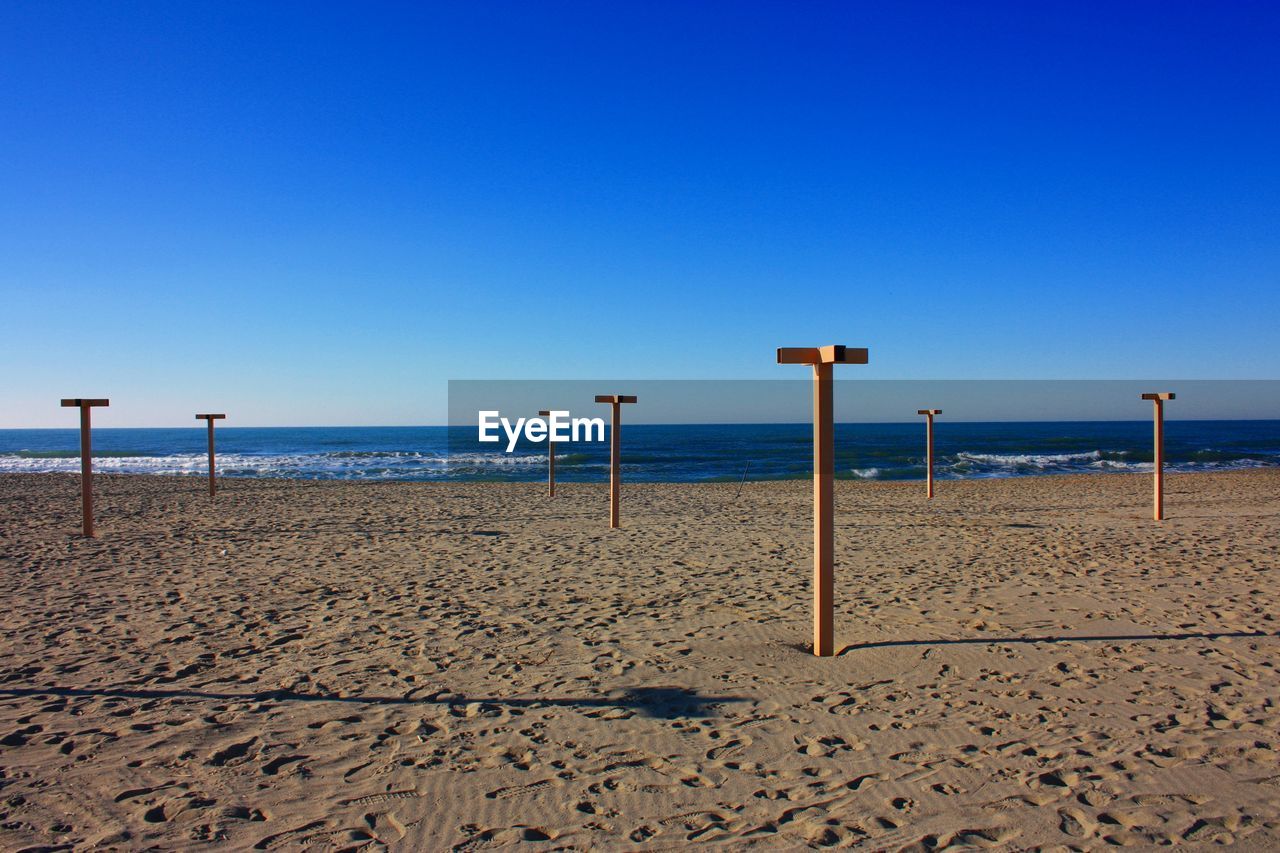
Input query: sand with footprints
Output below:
<box><xmin>1</xmin><ymin>469</ymin><xmax>1279</xmax><ymax>849</ymax></box>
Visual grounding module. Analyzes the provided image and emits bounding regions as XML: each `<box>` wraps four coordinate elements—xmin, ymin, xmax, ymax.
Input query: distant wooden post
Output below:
<box><xmin>1141</xmin><ymin>393</ymin><xmax>1175</xmax><ymax>520</ymax></box>
<box><xmin>777</xmin><ymin>345</ymin><xmax>869</xmax><ymax>657</ymax></box>
<box><xmin>917</xmin><ymin>409</ymin><xmax>941</xmax><ymax>498</ymax></box>
<box><xmin>195</xmin><ymin>414</ymin><xmax>226</xmax><ymax>497</ymax></box>
<box><xmin>538</xmin><ymin>410</ymin><xmax>556</xmax><ymax>497</ymax></box>
<box><xmin>594</xmin><ymin>395</ymin><xmax>637</xmax><ymax>528</ymax></box>
<box><xmin>60</xmin><ymin>398</ymin><xmax>110</xmax><ymax>537</ymax></box>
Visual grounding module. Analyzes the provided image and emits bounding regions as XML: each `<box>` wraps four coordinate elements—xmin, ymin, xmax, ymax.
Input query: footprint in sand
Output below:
<box><xmin>208</xmin><ymin>736</ymin><xmax>259</xmax><ymax>767</ymax></box>
<box><xmin>484</xmin><ymin>779</ymin><xmax>556</xmax><ymax>800</ymax></box>
<box><xmin>706</xmin><ymin>736</ymin><xmax>752</xmax><ymax>762</ymax></box>
<box><xmin>1058</xmin><ymin>806</ymin><xmax>1098</xmax><ymax>839</ymax></box>
<box><xmin>340</xmin><ymin>790</ymin><xmax>421</xmax><ymax>806</ymax></box>
<box><xmin>795</xmin><ymin>734</ymin><xmax>862</xmax><ymax>758</ymax></box>
<box><xmin>452</xmin><ymin>825</ymin><xmax>554</xmax><ymax>851</ymax></box>
<box><xmin>141</xmin><ymin>792</ymin><xmax>217</xmax><ymax>824</ymax></box>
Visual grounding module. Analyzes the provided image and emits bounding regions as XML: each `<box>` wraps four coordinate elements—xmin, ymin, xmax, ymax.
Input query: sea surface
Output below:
<box><xmin>1</xmin><ymin>421</ymin><xmax>1277</xmax><ymax>483</ymax></box>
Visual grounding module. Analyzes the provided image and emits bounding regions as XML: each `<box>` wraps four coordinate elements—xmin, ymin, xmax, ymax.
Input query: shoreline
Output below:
<box><xmin>4</xmin><ymin>420</ymin><xmax>1275</xmax><ymax>483</ymax></box>
<box><xmin>3</xmin><ymin>463</ymin><xmax>1277</xmax><ymax>487</ymax></box>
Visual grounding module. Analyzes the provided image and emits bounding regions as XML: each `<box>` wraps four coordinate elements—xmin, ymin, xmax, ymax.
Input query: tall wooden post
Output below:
<box><xmin>538</xmin><ymin>410</ymin><xmax>555</xmax><ymax>497</ymax></box>
<box><xmin>594</xmin><ymin>395</ymin><xmax>637</xmax><ymax>528</ymax></box>
<box><xmin>812</xmin><ymin>362</ymin><xmax>834</xmax><ymax>656</ymax></box>
<box><xmin>777</xmin><ymin>345</ymin><xmax>869</xmax><ymax>657</ymax></box>
<box><xmin>1141</xmin><ymin>393</ymin><xmax>1174</xmax><ymax>520</ymax></box>
<box><xmin>195</xmin><ymin>414</ymin><xmax>226</xmax><ymax>497</ymax></box>
<box><xmin>917</xmin><ymin>409</ymin><xmax>941</xmax><ymax>498</ymax></box>
<box><xmin>60</xmin><ymin>398</ymin><xmax>109</xmax><ymax>537</ymax></box>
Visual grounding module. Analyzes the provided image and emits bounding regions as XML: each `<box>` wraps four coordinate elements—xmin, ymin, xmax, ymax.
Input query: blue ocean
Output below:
<box><xmin>0</xmin><ymin>421</ymin><xmax>1277</xmax><ymax>482</ymax></box>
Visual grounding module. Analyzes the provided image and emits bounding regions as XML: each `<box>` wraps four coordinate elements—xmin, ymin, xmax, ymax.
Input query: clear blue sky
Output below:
<box><xmin>2</xmin><ymin>1</ymin><xmax>1277</xmax><ymax>426</ymax></box>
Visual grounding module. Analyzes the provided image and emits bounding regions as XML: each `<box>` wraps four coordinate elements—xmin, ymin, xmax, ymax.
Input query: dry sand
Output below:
<box><xmin>1</xmin><ymin>469</ymin><xmax>1279</xmax><ymax>850</ymax></box>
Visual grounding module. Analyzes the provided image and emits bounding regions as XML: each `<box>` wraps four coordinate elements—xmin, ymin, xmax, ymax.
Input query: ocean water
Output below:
<box><xmin>1</xmin><ymin>421</ymin><xmax>1277</xmax><ymax>483</ymax></box>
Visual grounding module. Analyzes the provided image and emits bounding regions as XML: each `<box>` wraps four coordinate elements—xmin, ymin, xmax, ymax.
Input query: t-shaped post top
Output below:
<box><xmin>917</xmin><ymin>409</ymin><xmax>942</xmax><ymax>415</ymax></box>
<box><xmin>61</xmin><ymin>399</ymin><xmax>109</xmax><ymax>407</ymax></box>
<box><xmin>1141</xmin><ymin>393</ymin><xmax>1175</xmax><ymax>401</ymax></box>
<box><xmin>595</xmin><ymin>395</ymin><xmax>638</xmax><ymax>404</ymax></box>
<box><xmin>195</xmin><ymin>414</ymin><xmax>227</xmax><ymax>420</ymax></box>
<box><xmin>777</xmin><ymin>346</ymin><xmax>869</xmax><ymax>365</ymax></box>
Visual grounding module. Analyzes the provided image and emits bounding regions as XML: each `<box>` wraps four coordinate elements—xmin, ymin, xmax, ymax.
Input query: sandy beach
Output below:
<box><xmin>1</xmin><ymin>469</ymin><xmax>1278</xmax><ymax>849</ymax></box>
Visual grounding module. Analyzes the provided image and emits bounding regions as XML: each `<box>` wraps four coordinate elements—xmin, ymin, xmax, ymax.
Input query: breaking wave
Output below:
<box><xmin>0</xmin><ymin>450</ymin><xmax>548</xmax><ymax>480</ymax></box>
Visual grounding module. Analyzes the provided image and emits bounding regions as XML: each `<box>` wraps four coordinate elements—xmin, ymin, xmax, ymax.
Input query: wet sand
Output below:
<box><xmin>1</xmin><ymin>469</ymin><xmax>1279</xmax><ymax>849</ymax></box>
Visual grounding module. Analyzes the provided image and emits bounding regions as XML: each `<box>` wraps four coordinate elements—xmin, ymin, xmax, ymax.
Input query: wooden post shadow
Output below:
<box><xmin>195</xmin><ymin>414</ymin><xmax>226</xmax><ymax>497</ymax></box>
<box><xmin>917</xmin><ymin>409</ymin><xmax>941</xmax><ymax>499</ymax></box>
<box><xmin>60</xmin><ymin>398</ymin><xmax>109</xmax><ymax>537</ymax></box>
<box><xmin>594</xmin><ymin>395</ymin><xmax>637</xmax><ymax>528</ymax></box>
<box><xmin>777</xmin><ymin>345</ymin><xmax>869</xmax><ymax>657</ymax></box>
<box><xmin>538</xmin><ymin>410</ymin><xmax>555</xmax><ymax>497</ymax></box>
<box><xmin>1141</xmin><ymin>393</ymin><xmax>1174</xmax><ymax>520</ymax></box>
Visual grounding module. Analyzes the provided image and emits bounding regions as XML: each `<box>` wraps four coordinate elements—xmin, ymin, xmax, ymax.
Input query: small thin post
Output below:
<box><xmin>812</xmin><ymin>362</ymin><xmax>834</xmax><ymax>657</ymax></box>
<box><xmin>918</xmin><ymin>409</ymin><xmax>941</xmax><ymax>499</ymax></box>
<box><xmin>595</xmin><ymin>395</ymin><xmax>637</xmax><ymax>528</ymax></box>
<box><xmin>538</xmin><ymin>410</ymin><xmax>555</xmax><ymax>497</ymax></box>
<box><xmin>927</xmin><ymin>415</ymin><xmax>934</xmax><ymax>498</ymax></box>
<box><xmin>1141</xmin><ymin>393</ymin><xmax>1174</xmax><ymax>520</ymax></box>
<box><xmin>80</xmin><ymin>405</ymin><xmax>93</xmax><ymax>535</ymax></box>
<box><xmin>195</xmin><ymin>414</ymin><xmax>227</xmax><ymax>498</ymax></box>
<box><xmin>207</xmin><ymin>420</ymin><xmax>216</xmax><ymax>496</ymax></box>
<box><xmin>61</xmin><ymin>398</ymin><xmax>110</xmax><ymax>537</ymax></box>
<box><xmin>609</xmin><ymin>402</ymin><xmax>620</xmax><ymax>527</ymax></box>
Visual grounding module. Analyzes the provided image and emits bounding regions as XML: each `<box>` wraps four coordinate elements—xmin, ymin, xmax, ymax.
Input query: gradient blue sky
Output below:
<box><xmin>2</xmin><ymin>1</ymin><xmax>1278</xmax><ymax>426</ymax></box>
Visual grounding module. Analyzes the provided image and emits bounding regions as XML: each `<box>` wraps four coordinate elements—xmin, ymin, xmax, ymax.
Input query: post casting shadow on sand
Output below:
<box><xmin>777</xmin><ymin>344</ymin><xmax>870</xmax><ymax>657</ymax></box>
<box><xmin>0</xmin><ymin>685</ymin><xmax>748</xmax><ymax>720</ymax></box>
<box><xmin>836</xmin><ymin>628</ymin><xmax>1276</xmax><ymax>656</ymax></box>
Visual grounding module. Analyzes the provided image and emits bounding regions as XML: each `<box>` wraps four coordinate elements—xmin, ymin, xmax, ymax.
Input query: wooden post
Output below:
<box><xmin>1141</xmin><ymin>393</ymin><xmax>1174</xmax><ymax>520</ymax></box>
<box><xmin>594</xmin><ymin>395</ymin><xmax>637</xmax><ymax>528</ymax></box>
<box><xmin>195</xmin><ymin>414</ymin><xmax>227</xmax><ymax>497</ymax></box>
<box><xmin>917</xmin><ymin>409</ymin><xmax>941</xmax><ymax>499</ymax></box>
<box><xmin>777</xmin><ymin>345</ymin><xmax>869</xmax><ymax>657</ymax></box>
<box><xmin>812</xmin><ymin>362</ymin><xmax>834</xmax><ymax>656</ymax></box>
<box><xmin>538</xmin><ymin>410</ymin><xmax>555</xmax><ymax>497</ymax></box>
<box><xmin>60</xmin><ymin>398</ymin><xmax>109</xmax><ymax>537</ymax></box>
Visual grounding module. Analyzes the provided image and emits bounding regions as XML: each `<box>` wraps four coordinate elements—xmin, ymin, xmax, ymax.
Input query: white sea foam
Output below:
<box><xmin>1086</xmin><ymin>458</ymin><xmax>1151</xmax><ymax>472</ymax></box>
<box><xmin>0</xmin><ymin>450</ymin><xmax>547</xmax><ymax>478</ymax></box>
<box><xmin>444</xmin><ymin>453</ymin><xmax>547</xmax><ymax>466</ymax></box>
<box><xmin>0</xmin><ymin>453</ymin><xmax>218</xmax><ymax>475</ymax></box>
<box><xmin>942</xmin><ymin>450</ymin><xmax>1154</xmax><ymax>479</ymax></box>
<box><xmin>1</xmin><ymin>441</ymin><xmax>1272</xmax><ymax>482</ymax></box>
<box><xmin>956</xmin><ymin>450</ymin><xmax>1104</xmax><ymax>468</ymax></box>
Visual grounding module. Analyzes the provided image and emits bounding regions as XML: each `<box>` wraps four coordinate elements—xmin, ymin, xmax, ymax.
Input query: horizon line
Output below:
<box><xmin>3</xmin><ymin>415</ymin><xmax>1279</xmax><ymax>431</ymax></box>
